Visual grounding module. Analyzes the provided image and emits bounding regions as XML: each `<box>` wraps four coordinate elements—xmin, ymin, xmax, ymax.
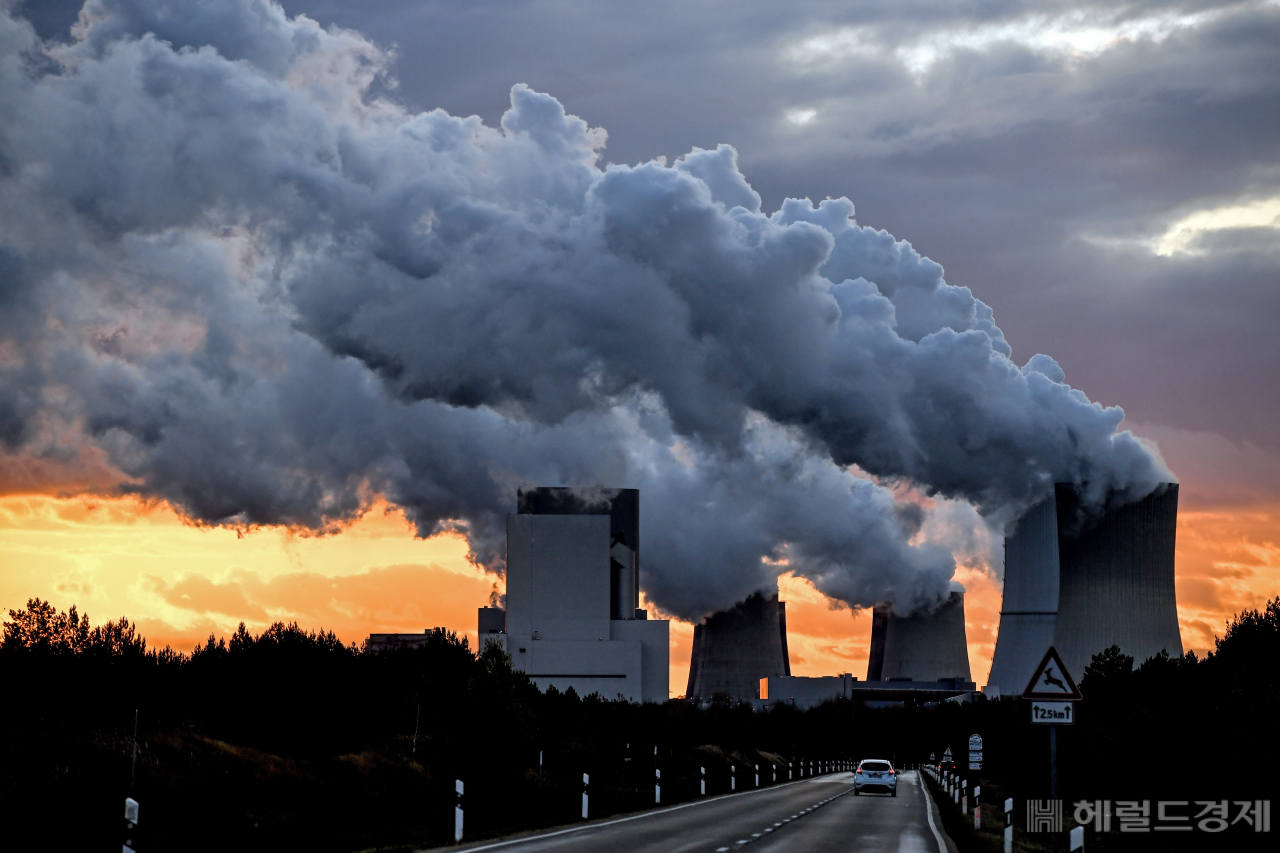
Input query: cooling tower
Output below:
<box><xmin>866</xmin><ymin>588</ymin><xmax>972</xmax><ymax>683</ymax></box>
<box><xmin>685</xmin><ymin>592</ymin><xmax>790</xmax><ymax>700</ymax></box>
<box><xmin>1052</xmin><ymin>482</ymin><xmax>1182</xmax><ymax>678</ymax></box>
<box><xmin>985</xmin><ymin>496</ymin><xmax>1060</xmax><ymax>695</ymax></box>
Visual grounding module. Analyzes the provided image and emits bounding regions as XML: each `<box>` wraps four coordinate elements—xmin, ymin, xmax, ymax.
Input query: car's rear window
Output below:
<box><xmin>861</xmin><ymin>762</ymin><xmax>891</xmax><ymax>772</ymax></box>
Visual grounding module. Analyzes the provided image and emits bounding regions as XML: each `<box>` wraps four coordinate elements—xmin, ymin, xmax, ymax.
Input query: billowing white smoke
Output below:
<box><xmin>0</xmin><ymin>1</ymin><xmax>1171</xmax><ymax>618</ymax></box>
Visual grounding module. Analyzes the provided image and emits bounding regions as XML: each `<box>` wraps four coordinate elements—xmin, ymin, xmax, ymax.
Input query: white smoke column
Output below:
<box><xmin>0</xmin><ymin>1</ymin><xmax>1171</xmax><ymax>619</ymax></box>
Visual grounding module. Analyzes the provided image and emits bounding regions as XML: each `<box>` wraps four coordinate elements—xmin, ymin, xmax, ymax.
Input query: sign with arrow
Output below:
<box><xmin>1022</xmin><ymin>646</ymin><xmax>1082</xmax><ymax>700</ymax></box>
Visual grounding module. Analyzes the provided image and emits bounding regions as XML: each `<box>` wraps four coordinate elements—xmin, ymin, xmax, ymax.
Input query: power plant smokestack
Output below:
<box><xmin>1052</xmin><ymin>482</ymin><xmax>1182</xmax><ymax>678</ymax></box>
<box><xmin>984</xmin><ymin>496</ymin><xmax>1060</xmax><ymax>695</ymax></box>
<box><xmin>986</xmin><ymin>483</ymin><xmax>1182</xmax><ymax>693</ymax></box>
<box><xmin>686</xmin><ymin>593</ymin><xmax>790</xmax><ymax>700</ymax></box>
<box><xmin>866</xmin><ymin>587</ymin><xmax>972</xmax><ymax>683</ymax></box>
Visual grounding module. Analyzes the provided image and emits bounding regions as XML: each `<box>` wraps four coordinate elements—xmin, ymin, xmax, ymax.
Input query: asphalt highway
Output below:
<box><xmin>442</xmin><ymin>770</ymin><xmax>957</xmax><ymax>853</ymax></box>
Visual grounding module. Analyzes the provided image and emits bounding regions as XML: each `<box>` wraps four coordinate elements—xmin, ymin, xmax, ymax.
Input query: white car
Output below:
<box><xmin>854</xmin><ymin>759</ymin><xmax>897</xmax><ymax>796</ymax></box>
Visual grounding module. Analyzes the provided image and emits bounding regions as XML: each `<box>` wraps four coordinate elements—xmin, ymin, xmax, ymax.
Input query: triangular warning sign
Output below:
<box><xmin>1022</xmin><ymin>646</ymin><xmax>1082</xmax><ymax>700</ymax></box>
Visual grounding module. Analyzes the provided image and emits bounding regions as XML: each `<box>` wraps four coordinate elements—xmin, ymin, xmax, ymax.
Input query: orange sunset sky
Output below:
<box><xmin>2</xmin><ymin>421</ymin><xmax>1278</xmax><ymax>696</ymax></box>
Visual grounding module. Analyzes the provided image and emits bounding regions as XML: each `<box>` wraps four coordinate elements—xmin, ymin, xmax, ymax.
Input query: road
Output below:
<box><xmin>441</xmin><ymin>770</ymin><xmax>957</xmax><ymax>853</ymax></box>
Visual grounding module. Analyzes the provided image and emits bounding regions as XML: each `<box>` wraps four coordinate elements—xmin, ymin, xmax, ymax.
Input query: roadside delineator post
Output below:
<box><xmin>123</xmin><ymin>798</ymin><xmax>139</xmax><ymax>853</ymax></box>
<box><xmin>655</xmin><ymin>767</ymin><xmax>661</xmax><ymax>804</ymax></box>
<box><xmin>961</xmin><ymin>779</ymin><xmax>967</xmax><ymax>813</ymax></box>
<box><xmin>974</xmin><ymin>785</ymin><xmax>981</xmax><ymax>829</ymax></box>
<box><xmin>731</xmin><ymin>766</ymin><xmax>736</xmax><ymax>791</ymax></box>
<box><xmin>454</xmin><ymin>780</ymin><xmax>464</xmax><ymax>842</ymax></box>
<box><xmin>582</xmin><ymin>774</ymin><xmax>590</xmax><ymax>820</ymax></box>
<box><xmin>1004</xmin><ymin>797</ymin><xmax>1014</xmax><ymax>853</ymax></box>
<box><xmin>124</xmin><ymin>708</ymin><xmax>140</xmax><ymax>853</ymax></box>
<box><xmin>700</xmin><ymin>766</ymin><xmax>706</xmax><ymax>796</ymax></box>
<box><xmin>755</xmin><ymin>764</ymin><xmax>759</xmax><ymax>787</ymax></box>
<box><xmin>788</xmin><ymin>760</ymin><xmax>793</xmax><ymax>781</ymax></box>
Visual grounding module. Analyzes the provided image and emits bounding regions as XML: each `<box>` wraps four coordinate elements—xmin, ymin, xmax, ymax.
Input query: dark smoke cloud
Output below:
<box><xmin>0</xmin><ymin>1</ymin><xmax>1171</xmax><ymax>618</ymax></box>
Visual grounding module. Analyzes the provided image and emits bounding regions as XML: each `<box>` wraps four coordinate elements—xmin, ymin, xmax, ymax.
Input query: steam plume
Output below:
<box><xmin>0</xmin><ymin>1</ymin><xmax>1171</xmax><ymax>618</ymax></box>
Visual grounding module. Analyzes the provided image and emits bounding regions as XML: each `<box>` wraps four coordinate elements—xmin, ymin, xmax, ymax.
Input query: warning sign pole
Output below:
<box><xmin>1049</xmin><ymin>725</ymin><xmax>1057</xmax><ymax>802</ymax></box>
<box><xmin>1023</xmin><ymin>647</ymin><xmax>1081</xmax><ymax>817</ymax></box>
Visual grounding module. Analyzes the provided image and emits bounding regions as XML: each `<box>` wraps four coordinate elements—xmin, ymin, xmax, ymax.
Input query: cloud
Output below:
<box><xmin>1152</xmin><ymin>195</ymin><xmax>1280</xmax><ymax>256</ymax></box>
<box><xmin>787</xmin><ymin>3</ymin><xmax>1237</xmax><ymax>77</ymax></box>
<box><xmin>141</xmin><ymin>561</ymin><xmax>496</xmax><ymax>647</ymax></box>
<box><xmin>144</xmin><ymin>572</ymin><xmax>272</xmax><ymax>622</ymax></box>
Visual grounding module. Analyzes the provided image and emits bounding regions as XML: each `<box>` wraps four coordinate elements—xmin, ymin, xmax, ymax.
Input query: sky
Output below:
<box><xmin>2</xmin><ymin>0</ymin><xmax>1279</xmax><ymax>695</ymax></box>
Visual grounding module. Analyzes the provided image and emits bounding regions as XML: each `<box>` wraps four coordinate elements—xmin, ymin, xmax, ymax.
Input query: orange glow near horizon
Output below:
<box><xmin>2</xmin><ymin>493</ymin><xmax>1278</xmax><ymax>696</ymax></box>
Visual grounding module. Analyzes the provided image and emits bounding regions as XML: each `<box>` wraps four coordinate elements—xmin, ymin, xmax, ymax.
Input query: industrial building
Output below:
<box><xmin>759</xmin><ymin>673</ymin><xmax>856</xmax><ymax>709</ymax></box>
<box><xmin>866</xmin><ymin>587</ymin><xmax>973</xmax><ymax>684</ymax></box>
<box><xmin>685</xmin><ymin>592</ymin><xmax>790</xmax><ymax>700</ymax></box>
<box><xmin>482</xmin><ymin>487</ymin><xmax>670</xmax><ymax>703</ymax></box>
<box><xmin>759</xmin><ymin>673</ymin><xmax>975</xmax><ymax>708</ymax></box>
<box><xmin>478</xmin><ymin>606</ymin><xmax>505</xmax><ymax>637</ymax></box>
<box><xmin>985</xmin><ymin>482</ymin><xmax>1182</xmax><ymax>695</ymax></box>
<box><xmin>366</xmin><ymin>629</ymin><xmax>451</xmax><ymax>653</ymax></box>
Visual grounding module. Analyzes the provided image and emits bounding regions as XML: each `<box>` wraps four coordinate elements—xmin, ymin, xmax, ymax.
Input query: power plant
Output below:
<box><xmin>694</xmin><ymin>586</ymin><xmax>977</xmax><ymax>706</ymax></box>
<box><xmin>986</xmin><ymin>482</ymin><xmax>1182</xmax><ymax>694</ymax></box>
<box><xmin>685</xmin><ymin>592</ymin><xmax>790</xmax><ymax>700</ymax></box>
<box><xmin>450</xmin><ymin>479</ymin><xmax>1178</xmax><ymax>708</ymax></box>
<box><xmin>757</xmin><ymin>587</ymin><xmax>975</xmax><ymax>708</ymax></box>
<box><xmin>480</xmin><ymin>487</ymin><xmax>670</xmax><ymax>703</ymax></box>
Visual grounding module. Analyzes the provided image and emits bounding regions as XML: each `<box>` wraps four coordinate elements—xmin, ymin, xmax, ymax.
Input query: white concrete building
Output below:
<box><xmin>488</xmin><ymin>488</ymin><xmax>669</xmax><ymax>703</ymax></box>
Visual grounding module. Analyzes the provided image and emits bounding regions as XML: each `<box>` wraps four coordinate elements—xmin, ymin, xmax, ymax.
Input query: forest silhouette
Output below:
<box><xmin>2</xmin><ymin>597</ymin><xmax>1277</xmax><ymax>851</ymax></box>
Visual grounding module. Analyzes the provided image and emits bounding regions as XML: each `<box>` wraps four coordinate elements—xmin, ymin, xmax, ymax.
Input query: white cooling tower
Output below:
<box><xmin>984</xmin><ymin>496</ymin><xmax>1060</xmax><ymax>696</ymax></box>
<box><xmin>985</xmin><ymin>483</ymin><xmax>1183</xmax><ymax>694</ymax></box>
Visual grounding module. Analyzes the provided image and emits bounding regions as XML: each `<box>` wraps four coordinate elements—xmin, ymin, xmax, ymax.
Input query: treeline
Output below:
<box><xmin>0</xmin><ymin>600</ymin><xmax>873</xmax><ymax>852</ymax></box>
<box><xmin>3</xmin><ymin>598</ymin><xmax>1278</xmax><ymax>852</ymax></box>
